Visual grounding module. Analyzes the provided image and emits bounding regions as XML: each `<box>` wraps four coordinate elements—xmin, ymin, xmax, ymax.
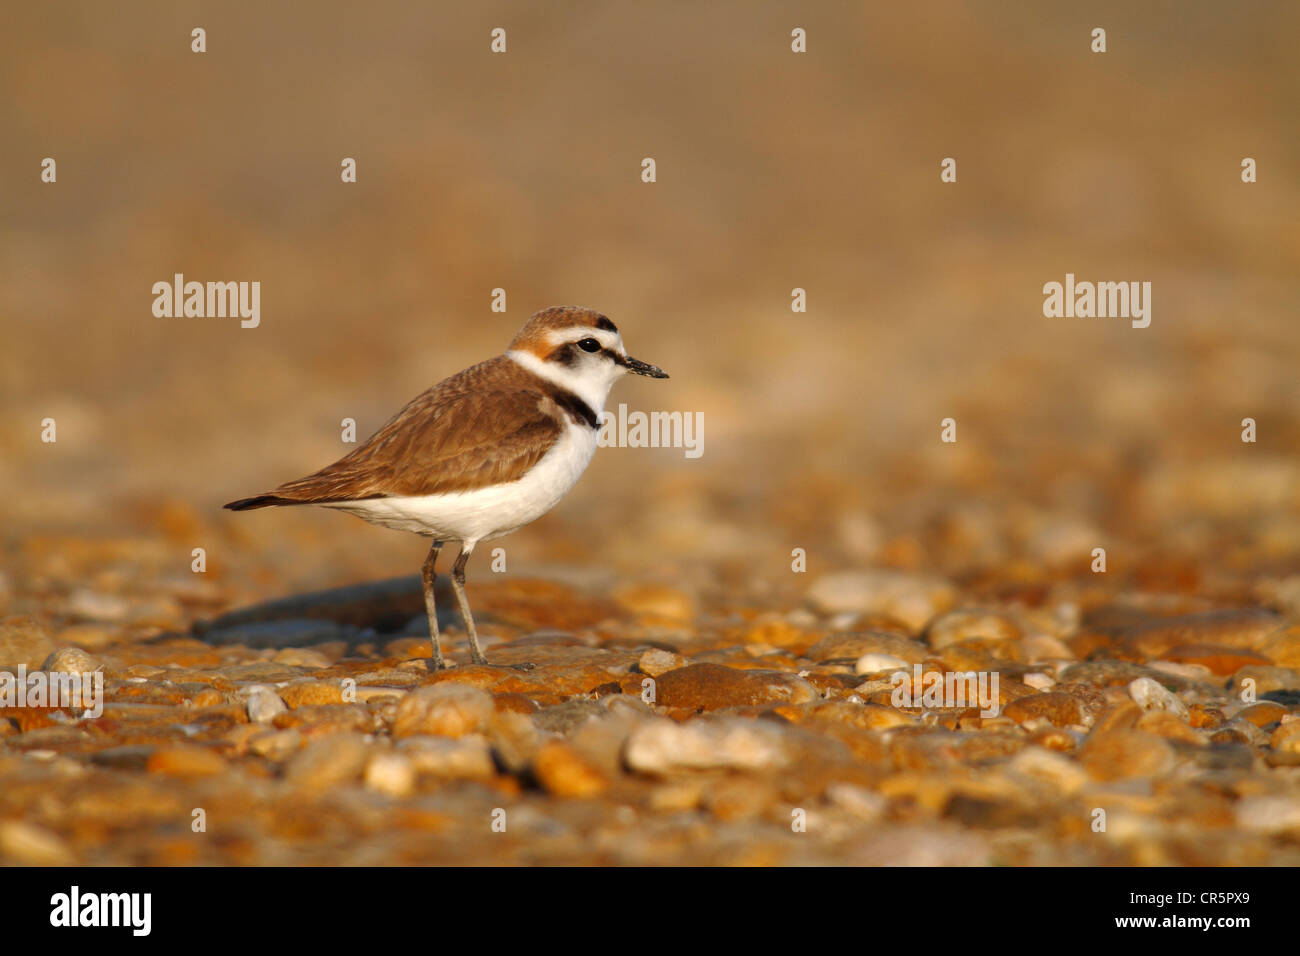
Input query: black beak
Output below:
<box><xmin>620</xmin><ymin>355</ymin><xmax>669</xmax><ymax>379</ymax></box>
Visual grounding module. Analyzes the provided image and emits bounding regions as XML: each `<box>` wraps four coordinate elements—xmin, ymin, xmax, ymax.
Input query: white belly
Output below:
<box><xmin>319</xmin><ymin>423</ymin><xmax>597</xmax><ymax>547</ymax></box>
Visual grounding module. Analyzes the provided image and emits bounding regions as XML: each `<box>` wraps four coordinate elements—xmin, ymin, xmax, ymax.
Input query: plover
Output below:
<box><xmin>224</xmin><ymin>306</ymin><xmax>668</xmax><ymax>669</ymax></box>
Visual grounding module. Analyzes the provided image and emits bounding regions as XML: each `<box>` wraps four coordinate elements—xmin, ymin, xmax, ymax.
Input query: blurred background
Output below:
<box><xmin>2</xmin><ymin>0</ymin><xmax>1298</xmax><ymax>623</ymax></box>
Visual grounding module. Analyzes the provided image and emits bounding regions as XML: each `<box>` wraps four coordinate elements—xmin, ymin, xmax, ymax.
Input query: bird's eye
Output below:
<box><xmin>577</xmin><ymin>338</ymin><xmax>601</xmax><ymax>353</ymax></box>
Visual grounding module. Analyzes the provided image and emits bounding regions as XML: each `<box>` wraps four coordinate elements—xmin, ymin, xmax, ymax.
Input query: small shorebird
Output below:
<box><xmin>225</xmin><ymin>306</ymin><xmax>668</xmax><ymax>669</ymax></box>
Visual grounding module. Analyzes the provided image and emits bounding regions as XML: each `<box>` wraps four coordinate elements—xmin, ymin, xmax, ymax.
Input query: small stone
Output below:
<box><xmin>364</xmin><ymin>752</ymin><xmax>416</xmax><ymax>797</ymax></box>
<box><xmin>825</xmin><ymin>783</ymin><xmax>887</xmax><ymax>821</ymax></box>
<box><xmin>0</xmin><ymin>820</ymin><xmax>74</xmax><ymax>865</ymax></box>
<box><xmin>637</xmin><ymin>648</ymin><xmax>687</xmax><ymax>677</ymax></box>
<box><xmin>284</xmin><ymin>733</ymin><xmax>370</xmax><ymax>790</ymax></box>
<box><xmin>806</xmin><ymin>631</ymin><xmax>927</xmax><ymax>664</ymax></box>
<box><xmin>854</xmin><ymin>653</ymin><xmax>909</xmax><ymax>675</ymax></box>
<box><xmin>1007</xmin><ymin>746</ymin><xmax>1088</xmax><ymax>793</ymax></box>
<box><xmin>647</xmin><ymin>780</ymin><xmax>705</xmax><ymax>811</ymax></box>
<box><xmin>66</xmin><ymin>589</ymin><xmax>131</xmax><ymax>623</ymax></box>
<box><xmin>40</xmin><ymin>647</ymin><xmax>102</xmax><ymax>674</ymax></box>
<box><xmin>1236</xmin><ymin>701</ymin><xmax>1287</xmax><ymax>727</ymax></box>
<box><xmin>271</xmin><ymin>647</ymin><xmax>333</xmax><ymax>668</ymax></box>
<box><xmin>1128</xmin><ymin>677</ymin><xmax>1189</xmax><ymax>719</ymax></box>
<box><xmin>925</xmin><ymin>609</ymin><xmax>1021</xmax><ymax>650</ymax></box>
<box><xmin>493</xmin><ymin>692</ymin><xmax>539</xmax><ymax>715</ymax></box>
<box><xmin>244</xmin><ymin>685</ymin><xmax>287</xmax><ymax>723</ymax></box>
<box><xmin>247</xmin><ymin>728</ymin><xmax>304</xmax><ymax>760</ymax></box>
<box><xmin>1260</xmin><ymin>627</ymin><xmax>1300</xmax><ymax>668</ymax></box>
<box><xmin>614</xmin><ymin>584</ymin><xmax>694</xmax><ymax>625</ymax></box>
<box><xmin>1002</xmin><ymin>692</ymin><xmax>1085</xmax><ymax>728</ymax></box>
<box><xmin>146</xmin><ymin>745</ymin><xmax>227</xmax><ymax>778</ymax></box>
<box><xmin>190</xmin><ymin>687</ymin><xmax>225</xmax><ymax>708</ymax></box>
<box><xmin>1163</xmin><ymin>644</ymin><xmax>1272</xmax><ymax>676</ymax></box>
<box><xmin>487</xmin><ymin>711</ymin><xmax>541</xmax><ymax>772</ymax></box>
<box><xmin>532</xmin><ymin>740</ymin><xmax>609</xmax><ymax>798</ymax></box>
<box><xmin>1135</xmin><ymin>710</ymin><xmax>1203</xmax><ymax>745</ymax></box>
<box><xmin>1080</xmin><ymin>730</ymin><xmax>1175</xmax><ymax>781</ymax></box>
<box><xmin>807</xmin><ymin>570</ymin><xmax>955</xmax><ymax>632</ymax></box>
<box><xmin>623</xmin><ymin>717</ymin><xmax>791</xmax><ymax>774</ymax></box>
<box><xmin>279</xmin><ymin>679</ymin><xmax>346</xmax><ymax>709</ymax></box>
<box><xmin>1235</xmin><ymin>796</ymin><xmax>1300</xmax><ymax>834</ymax></box>
<box><xmin>1270</xmin><ymin>721</ymin><xmax>1300</xmax><ymax>754</ymax></box>
<box><xmin>1023</xmin><ymin>672</ymin><xmax>1056</xmax><ymax>691</ymax></box>
<box><xmin>1211</xmin><ymin>720</ymin><xmax>1268</xmax><ymax>747</ymax></box>
<box><xmin>653</xmin><ymin>663</ymin><xmax>818</xmax><ymax>710</ymax></box>
<box><xmin>392</xmin><ymin>683</ymin><xmax>494</xmax><ymax>738</ymax></box>
<box><xmin>398</xmin><ymin>735</ymin><xmax>495</xmax><ymax>779</ymax></box>
<box><xmin>706</xmin><ymin>776</ymin><xmax>776</xmax><ymax>822</ymax></box>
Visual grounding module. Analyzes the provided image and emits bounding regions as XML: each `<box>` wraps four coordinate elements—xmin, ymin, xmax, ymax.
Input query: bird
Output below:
<box><xmin>224</xmin><ymin>306</ymin><xmax>669</xmax><ymax>669</ymax></box>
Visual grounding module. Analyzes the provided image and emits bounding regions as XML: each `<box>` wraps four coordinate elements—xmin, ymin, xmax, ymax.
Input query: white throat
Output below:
<box><xmin>506</xmin><ymin>349</ymin><xmax>619</xmax><ymax>415</ymax></box>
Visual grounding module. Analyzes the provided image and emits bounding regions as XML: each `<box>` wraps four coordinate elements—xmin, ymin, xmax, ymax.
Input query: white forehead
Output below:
<box><xmin>545</xmin><ymin>326</ymin><xmax>623</xmax><ymax>350</ymax></box>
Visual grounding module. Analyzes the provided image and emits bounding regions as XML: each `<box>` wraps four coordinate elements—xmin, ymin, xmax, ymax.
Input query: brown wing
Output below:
<box><xmin>225</xmin><ymin>357</ymin><xmax>562</xmax><ymax>508</ymax></box>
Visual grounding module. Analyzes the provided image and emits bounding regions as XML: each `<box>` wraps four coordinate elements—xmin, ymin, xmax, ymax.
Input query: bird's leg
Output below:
<box><xmin>450</xmin><ymin>545</ymin><xmax>488</xmax><ymax>665</ymax></box>
<box><xmin>420</xmin><ymin>540</ymin><xmax>445</xmax><ymax>670</ymax></box>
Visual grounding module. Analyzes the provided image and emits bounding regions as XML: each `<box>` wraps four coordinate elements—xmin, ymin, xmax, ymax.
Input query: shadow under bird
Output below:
<box><xmin>224</xmin><ymin>306</ymin><xmax>668</xmax><ymax>669</ymax></box>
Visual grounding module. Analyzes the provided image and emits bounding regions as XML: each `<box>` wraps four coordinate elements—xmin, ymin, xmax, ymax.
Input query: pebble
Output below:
<box><xmin>652</xmin><ymin>663</ymin><xmax>819</xmax><ymax>710</ymax></box>
<box><xmin>364</xmin><ymin>752</ymin><xmax>417</xmax><ymax>797</ymax></box>
<box><xmin>244</xmin><ymin>685</ymin><xmax>288</xmax><ymax>723</ymax></box>
<box><xmin>1235</xmin><ymin>701</ymin><xmax>1286</xmax><ymax>727</ymax></box>
<box><xmin>532</xmin><ymin>740</ymin><xmax>609</xmax><ymax>797</ymax></box>
<box><xmin>146</xmin><ymin>745</ymin><xmax>227</xmax><ymax>778</ymax></box>
<box><xmin>247</xmin><ymin>728</ymin><xmax>304</xmax><ymax>760</ymax></box>
<box><xmin>623</xmin><ymin>717</ymin><xmax>792</xmax><ymax>773</ymax></box>
<box><xmin>284</xmin><ymin>734</ymin><xmax>371</xmax><ymax>791</ymax></box>
<box><xmin>1235</xmin><ymin>796</ymin><xmax>1300</xmax><ymax>834</ymax></box>
<box><xmin>279</xmin><ymin>679</ymin><xmax>346</xmax><ymax>708</ymax></box>
<box><xmin>1023</xmin><ymin>672</ymin><xmax>1056</xmax><ymax>691</ymax></box>
<box><xmin>807</xmin><ymin>570</ymin><xmax>955</xmax><ymax>632</ymax></box>
<box><xmin>392</xmin><ymin>683</ymin><xmax>494</xmax><ymax>738</ymax></box>
<box><xmin>806</xmin><ymin>631</ymin><xmax>927</xmax><ymax>664</ymax></box>
<box><xmin>271</xmin><ymin>648</ymin><xmax>334</xmax><ymax>669</ymax></box>
<box><xmin>0</xmin><ymin>820</ymin><xmax>75</xmax><ymax>865</ymax></box>
<box><xmin>66</xmin><ymin>589</ymin><xmax>131</xmax><ymax>623</ymax></box>
<box><xmin>614</xmin><ymin>584</ymin><xmax>694</xmax><ymax>625</ymax></box>
<box><xmin>1006</xmin><ymin>746</ymin><xmax>1088</xmax><ymax>793</ymax></box>
<box><xmin>397</xmin><ymin>735</ymin><xmax>495</xmax><ymax>779</ymax></box>
<box><xmin>40</xmin><ymin>647</ymin><xmax>102</xmax><ymax>673</ymax></box>
<box><xmin>1260</xmin><ymin>627</ymin><xmax>1300</xmax><ymax>668</ymax></box>
<box><xmin>1003</xmin><ymin>692</ymin><xmax>1085</xmax><ymax>728</ymax></box>
<box><xmin>925</xmin><ymin>609</ymin><xmax>1021</xmax><ymax>650</ymax></box>
<box><xmin>1163</xmin><ymin>644</ymin><xmax>1272</xmax><ymax>675</ymax></box>
<box><xmin>1270</xmin><ymin>721</ymin><xmax>1300</xmax><ymax>754</ymax></box>
<box><xmin>854</xmin><ymin>653</ymin><xmax>909</xmax><ymax>675</ymax></box>
<box><xmin>1127</xmin><ymin>677</ymin><xmax>1190</xmax><ymax>719</ymax></box>
<box><xmin>1080</xmin><ymin>730</ymin><xmax>1175</xmax><ymax>781</ymax></box>
<box><xmin>637</xmin><ymin>648</ymin><xmax>687</xmax><ymax>677</ymax></box>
